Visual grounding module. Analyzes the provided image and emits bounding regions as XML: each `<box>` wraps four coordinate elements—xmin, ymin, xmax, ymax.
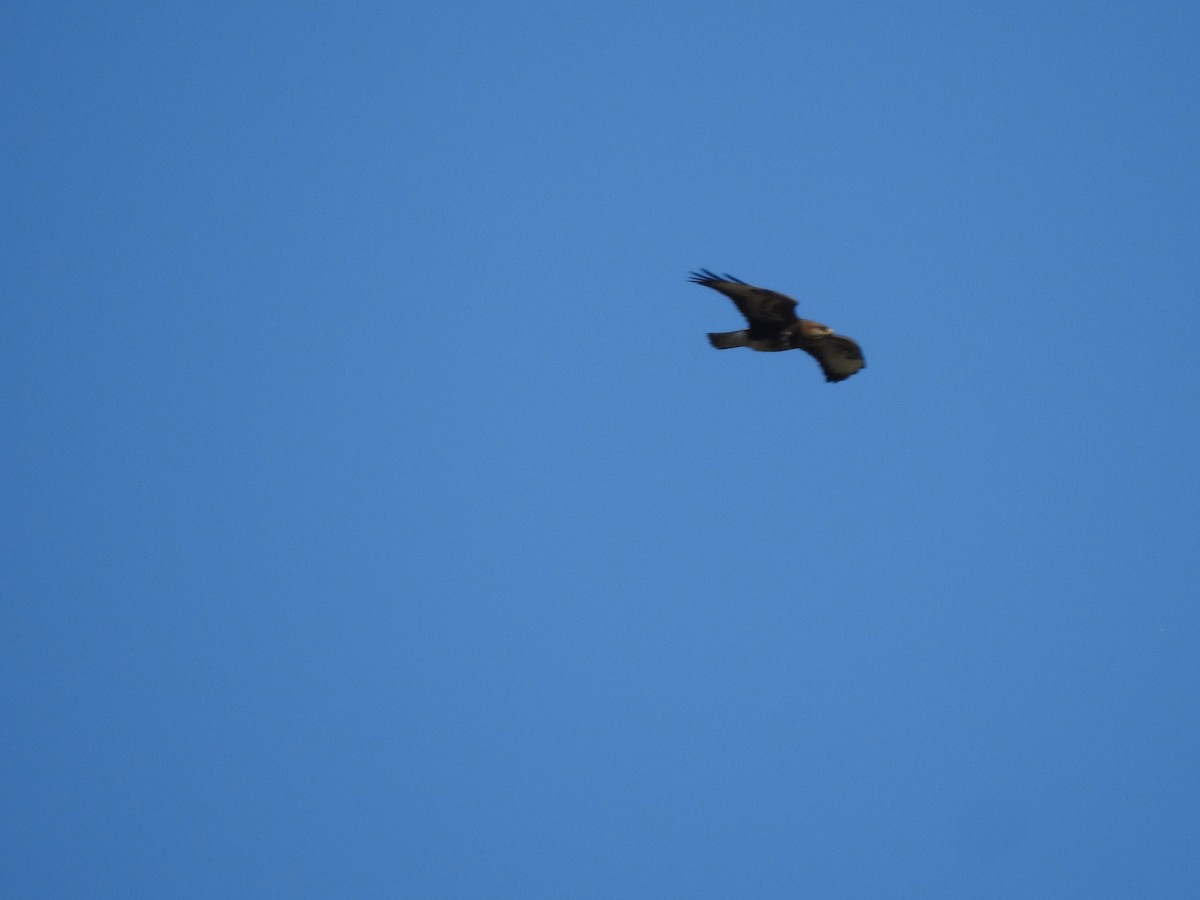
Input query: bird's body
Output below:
<box><xmin>690</xmin><ymin>270</ymin><xmax>865</xmax><ymax>382</ymax></box>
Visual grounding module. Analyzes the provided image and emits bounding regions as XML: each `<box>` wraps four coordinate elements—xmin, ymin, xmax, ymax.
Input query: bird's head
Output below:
<box><xmin>800</xmin><ymin>320</ymin><xmax>835</xmax><ymax>338</ymax></box>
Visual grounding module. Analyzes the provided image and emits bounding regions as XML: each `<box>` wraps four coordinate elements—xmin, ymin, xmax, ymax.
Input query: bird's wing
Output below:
<box><xmin>803</xmin><ymin>334</ymin><xmax>866</xmax><ymax>383</ymax></box>
<box><xmin>689</xmin><ymin>269</ymin><xmax>799</xmax><ymax>329</ymax></box>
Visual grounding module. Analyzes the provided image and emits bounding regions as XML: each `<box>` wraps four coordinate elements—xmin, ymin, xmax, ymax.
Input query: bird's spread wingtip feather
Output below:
<box><xmin>689</xmin><ymin>268</ymin><xmax>746</xmax><ymax>286</ymax></box>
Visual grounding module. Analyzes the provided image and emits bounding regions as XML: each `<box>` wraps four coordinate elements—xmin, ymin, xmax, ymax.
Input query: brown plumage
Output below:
<box><xmin>690</xmin><ymin>269</ymin><xmax>866</xmax><ymax>383</ymax></box>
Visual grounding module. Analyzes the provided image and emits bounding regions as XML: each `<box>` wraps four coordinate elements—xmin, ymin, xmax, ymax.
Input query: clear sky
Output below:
<box><xmin>5</xmin><ymin>2</ymin><xmax>1199</xmax><ymax>897</ymax></box>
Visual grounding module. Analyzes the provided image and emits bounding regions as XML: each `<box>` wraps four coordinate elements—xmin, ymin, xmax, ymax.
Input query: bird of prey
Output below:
<box><xmin>690</xmin><ymin>269</ymin><xmax>866</xmax><ymax>383</ymax></box>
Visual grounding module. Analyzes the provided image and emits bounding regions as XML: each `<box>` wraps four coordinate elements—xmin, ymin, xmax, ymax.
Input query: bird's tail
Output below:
<box><xmin>707</xmin><ymin>330</ymin><xmax>748</xmax><ymax>350</ymax></box>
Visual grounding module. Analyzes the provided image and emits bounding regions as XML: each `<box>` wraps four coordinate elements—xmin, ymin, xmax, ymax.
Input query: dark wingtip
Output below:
<box><xmin>688</xmin><ymin>268</ymin><xmax>747</xmax><ymax>285</ymax></box>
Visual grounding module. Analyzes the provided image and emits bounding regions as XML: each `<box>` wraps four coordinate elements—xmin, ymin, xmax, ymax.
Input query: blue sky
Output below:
<box><xmin>4</xmin><ymin>2</ymin><xmax>1199</xmax><ymax>897</ymax></box>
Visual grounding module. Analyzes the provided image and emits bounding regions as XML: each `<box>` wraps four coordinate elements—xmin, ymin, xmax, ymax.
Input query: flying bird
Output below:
<box><xmin>690</xmin><ymin>269</ymin><xmax>866</xmax><ymax>382</ymax></box>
